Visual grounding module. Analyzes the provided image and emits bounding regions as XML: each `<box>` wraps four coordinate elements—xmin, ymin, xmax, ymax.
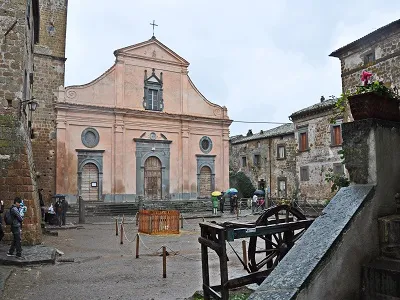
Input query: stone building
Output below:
<box><xmin>32</xmin><ymin>0</ymin><xmax>68</xmax><ymax>206</ymax></box>
<box><xmin>55</xmin><ymin>36</ymin><xmax>231</xmax><ymax>203</ymax></box>
<box><xmin>230</xmin><ymin>98</ymin><xmax>343</xmax><ymax>204</ymax></box>
<box><xmin>229</xmin><ymin>124</ymin><xmax>296</xmax><ymax>201</ymax></box>
<box><xmin>330</xmin><ymin>19</ymin><xmax>400</xmax><ymax>93</ymax></box>
<box><xmin>289</xmin><ymin>98</ymin><xmax>343</xmax><ymax>203</ymax></box>
<box><xmin>0</xmin><ymin>0</ymin><xmax>42</xmax><ymax>244</ymax></box>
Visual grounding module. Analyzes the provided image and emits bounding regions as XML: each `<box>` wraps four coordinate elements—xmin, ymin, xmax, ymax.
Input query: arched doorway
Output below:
<box><xmin>144</xmin><ymin>156</ymin><xmax>162</xmax><ymax>200</ymax></box>
<box><xmin>199</xmin><ymin>166</ymin><xmax>212</xmax><ymax>198</ymax></box>
<box><xmin>81</xmin><ymin>163</ymin><xmax>99</xmax><ymax>201</ymax></box>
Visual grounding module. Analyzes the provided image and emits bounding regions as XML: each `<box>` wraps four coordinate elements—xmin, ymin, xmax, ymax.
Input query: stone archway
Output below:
<box><xmin>144</xmin><ymin>156</ymin><xmax>162</xmax><ymax>200</ymax></box>
<box><xmin>199</xmin><ymin>166</ymin><xmax>212</xmax><ymax>198</ymax></box>
<box><xmin>81</xmin><ymin>163</ymin><xmax>99</xmax><ymax>201</ymax></box>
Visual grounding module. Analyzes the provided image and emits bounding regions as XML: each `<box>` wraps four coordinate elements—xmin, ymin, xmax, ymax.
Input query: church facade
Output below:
<box><xmin>55</xmin><ymin>37</ymin><xmax>231</xmax><ymax>203</ymax></box>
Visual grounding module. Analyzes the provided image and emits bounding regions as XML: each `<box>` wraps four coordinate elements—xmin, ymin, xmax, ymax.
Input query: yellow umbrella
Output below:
<box><xmin>211</xmin><ymin>191</ymin><xmax>222</xmax><ymax>197</ymax></box>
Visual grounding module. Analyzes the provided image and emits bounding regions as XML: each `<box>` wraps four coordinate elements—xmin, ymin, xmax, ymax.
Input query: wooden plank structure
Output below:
<box><xmin>138</xmin><ymin>210</ymin><xmax>180</xmax><ymax>234</ymax></box>
<box><xmin>198</xmin><ymin>205</ymin><xmax>314</xmax><ymax>300</ymax></box>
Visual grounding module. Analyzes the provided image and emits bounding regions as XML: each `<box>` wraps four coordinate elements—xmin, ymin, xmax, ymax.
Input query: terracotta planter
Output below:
<box><xmin>348</xmin><ymin>92</ymin><xmax>400</xmax><ymax>122</ymax></box>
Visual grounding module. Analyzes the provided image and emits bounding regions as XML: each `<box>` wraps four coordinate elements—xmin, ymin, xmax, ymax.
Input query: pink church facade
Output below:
<box><xmin>55</xmin><ymin>37</ymin><xmax>231</xmax><ymax>203</ymax></box>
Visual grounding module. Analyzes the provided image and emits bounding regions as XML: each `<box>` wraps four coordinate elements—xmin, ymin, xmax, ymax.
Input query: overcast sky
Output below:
<box><xmin>65</xmin><ymin>1</ymin><xmax>400</xmax><ymax>136</ymax></box>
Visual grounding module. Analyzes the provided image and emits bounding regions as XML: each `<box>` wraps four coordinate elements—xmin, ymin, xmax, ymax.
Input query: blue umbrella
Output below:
<box><xmin>226</xmin><ymin>188</ymin><xmax>238</xmax><ymax>194</ymax></box>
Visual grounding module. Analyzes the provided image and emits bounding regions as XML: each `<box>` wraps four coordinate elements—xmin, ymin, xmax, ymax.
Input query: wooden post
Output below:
<box><xmin>219</xmin><ymin>229</ymin><xmax>229</xmax><ymax>300</ymax></box>
<box><xmin>180</xmin><ymin>214</ymin><xmax>183</xmax><ymax>229</ymax></box>
<box><xmin>135</xmin><ymin>234</ymin><xmax>140</xmax><ymax>258</ymax></box>
<box><xmin>115</xmin><ymin>219</ymin><xmax>118</xmax><ymax>236</ymax></box>
<box><xmin>162</xmin><ymin>245</ymin><xmax>167</xmax><ymax>278</ymax></box>
<box><xmin>242</xmin><ymin>240</ymin><xmax>248</xmax><ymax>270</ymax></box>
<box><xmin>120</xmin><ymin>223</ymin><xmax>123</xmax><ymax>245</ymax></box>
<box><xmin>201</xmin><ymin>226</ymin><xmax>211</xmax><ymax>300</ymax></box>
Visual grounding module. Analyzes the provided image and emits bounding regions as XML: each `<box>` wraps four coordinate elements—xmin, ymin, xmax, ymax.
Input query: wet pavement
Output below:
<box><xmin>0</xmin><ymin>210</ymin><xmax>260</xmax><ymax>300</ymax></box>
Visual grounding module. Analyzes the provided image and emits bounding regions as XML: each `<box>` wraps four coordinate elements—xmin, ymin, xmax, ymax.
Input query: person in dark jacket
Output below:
<box><xmin>7</xmin><ymin>197</ymin><xmax>24</xmax><ymax>258</ymax></box>
<box><xmin>219</xmin><ymin>192</ymin><xmax>225</xmax><ymax>213</ymax></box>
<box><xmin>0</xmin><ymin>200</ymin><xmax>4</xmax><ymax>242</ymax></box>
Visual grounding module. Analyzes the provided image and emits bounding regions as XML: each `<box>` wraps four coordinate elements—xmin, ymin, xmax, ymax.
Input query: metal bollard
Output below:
<box><xmin>136</xmin><ymin>234</ymin><xmax>140</xmax><ymax>258</ymax></box>
<box><xmin>180</xmin><ymin>214</ymin><xmax>183</xmax><ymax>229</ymax></box>
<box><xmin>242</xmin><ymin>240</ymin><xmax>248</xmax><ymax>269</ymax></box>
<box><xmin>162</xmin><ymin>246</ymin><xmax>167</xmax><ymax>278</ymax></box>
<box><xmin>115</xmin><ymin>219</ymin><xmax>118</xmax><ymax>236</ymax></box>
<box><xmin>120</xmin><ymin>223</ymin><xmax>123</xmax><ymax>245</ymax></box>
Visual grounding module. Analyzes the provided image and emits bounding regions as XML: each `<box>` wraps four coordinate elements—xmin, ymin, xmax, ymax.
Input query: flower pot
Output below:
<box><xmin>348</xmin><ymin>92</ymin><xmax>400</xmax><ymax>122</ymax></box>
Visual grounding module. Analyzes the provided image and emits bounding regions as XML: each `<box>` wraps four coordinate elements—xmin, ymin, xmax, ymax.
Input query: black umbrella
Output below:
<box><xmin>254</xmin><ymin>189</ymin><xmax>265</xmax><ymax>196</ymax></box>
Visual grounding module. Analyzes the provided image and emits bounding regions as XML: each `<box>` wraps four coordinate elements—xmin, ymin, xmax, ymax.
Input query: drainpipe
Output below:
<box><xmin>268</xmin><ymin>139</ymin><xmax>272</xmax><ymax>206</ymax></box>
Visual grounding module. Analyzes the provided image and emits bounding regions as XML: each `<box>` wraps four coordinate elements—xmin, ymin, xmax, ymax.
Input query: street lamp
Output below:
<box><xmin>20</xmin><ymin>97</ymin><xmax>39</xmax><ymax>138</ymax></box>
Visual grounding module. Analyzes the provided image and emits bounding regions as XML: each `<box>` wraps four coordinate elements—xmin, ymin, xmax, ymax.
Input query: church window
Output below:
<box><xmin>199</xmin><ymin>136</ymin><xmax>213</xmax><ymax>154</ymax></box>
<box><xmin>147</xmin><ymin>89</ymin><xmax>159</xmax><ymax>111</ymax></box>
<box><xmin>143</xmin><ymin>69</ymin><xmax>164</xmax><ymax>111</ymax></box>
<box><xmin>81</xmin><ymin>127</ymin><xmax>100</xmax><ymax>148</ymax></box>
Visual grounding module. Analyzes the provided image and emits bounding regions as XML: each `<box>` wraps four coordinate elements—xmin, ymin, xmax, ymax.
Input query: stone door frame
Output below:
<box><xmin>196</xmin><ymin>155</ymin><xmax>216</xmax><ymax>198</ymax></box>
<box><xmin>76</xmin><ymin>149</ymin><xmax>104</xmax><ymax>201</ymax></box>
<box><xmin>134</xmin><ymin>138</ymin><xmax>171</xmax><ymax>200</ymax></box>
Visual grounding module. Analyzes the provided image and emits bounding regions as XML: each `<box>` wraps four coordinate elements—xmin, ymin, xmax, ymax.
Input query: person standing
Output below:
<box><xmin>0</xmin><ymin>200</ymin><xmax>4</xmax><ymax>242</ymax></box>
<box><xmin>252</xmin><ymin>194</ymin><xmax>258</xmax><ymax>214</ymax></box>
<box><xmin>38</xmin><ymin>189</ymin><xmax>45</xmax><ymax>221</ymax></box>
<box><xmin>219</xmin><ymin>192</ymin><xmax>225</xmax><ymax>213</ymax></box>
<box><xmin>7</xmin><ymin>197</ymin><xmax>24</xmax><ymax>259</ymax></box>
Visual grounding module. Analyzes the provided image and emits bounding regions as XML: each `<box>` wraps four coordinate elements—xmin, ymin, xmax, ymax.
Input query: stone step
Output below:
<box><xmin>362</xmin><ymin>256</ymin><xmax>400</xmax><ymax>299</ymax></box>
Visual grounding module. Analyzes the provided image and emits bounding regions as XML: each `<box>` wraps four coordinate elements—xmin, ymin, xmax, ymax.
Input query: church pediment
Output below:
<box><xmin>114</xmin><ymin>37</ymin><xmax>189</xmax><ymax>67</ymax></box>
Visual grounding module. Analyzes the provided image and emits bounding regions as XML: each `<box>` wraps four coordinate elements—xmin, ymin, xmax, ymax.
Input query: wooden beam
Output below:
<box><xmin>225</xmin><ymin>269</ymin><xmax>273</xmax><ymax>289</ymax></box>
<box><xmin>198</xmin><ymin>237</ymin><xmax>222</xmax><ymax>253</ymax></box>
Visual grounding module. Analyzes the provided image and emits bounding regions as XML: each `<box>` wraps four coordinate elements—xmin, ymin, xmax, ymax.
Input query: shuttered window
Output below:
<box><xmin>300</xmin><ymin>166</ymin><xmax>309</xmax><ymax>181</ymax></box>
<box><xmin>299</xmin><ymin>131</ymin><xmax>308</xmax><ymax>152</ymax></box>
<box><xmin>147</xmin><ymin>89</ymin><xmax>160</xmax><ymax>111</ymax></box>
<box><xmin>331</xmin><ymin>124</ymin><xmax>342</xmax><ymax>146</ymax></box>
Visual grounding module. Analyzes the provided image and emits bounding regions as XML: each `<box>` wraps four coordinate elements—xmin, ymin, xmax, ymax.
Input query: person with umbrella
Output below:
<box><xmin>254</xmin><ymin>189</ymin><xmax>265</xmax><ymax>212</ymax></box>
<box><xmin>211</xmin><ymin>191</ymin><xmax>221</xmax><ymax>215</ymax></box>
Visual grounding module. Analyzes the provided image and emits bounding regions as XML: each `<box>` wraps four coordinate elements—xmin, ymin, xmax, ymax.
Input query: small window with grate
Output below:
<box><xmin>300</xmin><ymin>166</ymin><xmax>309</xmax><ymax>181</ymax></box>
<box><xmin>242</xmin><ymin>156</ymin><xmax>247</xmax><ymax>168</ymax></box>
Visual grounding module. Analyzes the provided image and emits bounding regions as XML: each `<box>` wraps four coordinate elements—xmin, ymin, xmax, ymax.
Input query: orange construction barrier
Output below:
<box><xmin>138</xmin><ymin>210</ymin><xmax>180</xmax><ymax>235</ymax></box>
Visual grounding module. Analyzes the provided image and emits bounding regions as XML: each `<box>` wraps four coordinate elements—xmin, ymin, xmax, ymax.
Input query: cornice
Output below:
<box><xmin>55</xmin><ymin>102</ymin><xmax>232</xmax><ymax>125</ymax></box>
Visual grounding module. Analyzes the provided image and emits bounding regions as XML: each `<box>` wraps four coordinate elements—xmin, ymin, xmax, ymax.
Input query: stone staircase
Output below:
<box><xmin>362</xmin><ymin>215</ymin><xmax>400</xmax><ymax>299</ymax></box>
<box><xmin>66</xmin><ymin>200</ymin><xmax>217</xmax><ymax>217</ymax></box>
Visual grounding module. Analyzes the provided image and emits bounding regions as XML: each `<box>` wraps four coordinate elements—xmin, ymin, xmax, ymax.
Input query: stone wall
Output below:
<box><xmin>0</xmin><ymin>0</ymin><xmax>42</xmax><ymax>244</ymax></box>
<box><xmin>32</xmin><ymin>0</ymin><xmax>67</xmax><ymax>205</ymax></box>
<box><xmin>230</xmin><ymin>132</ymin><xmax>297</xmax><ymax>200</ymax></box>
<box><xmin>293</xmin><ymin>109</ymin><xmax>343</xmax><ymax>202</ymax></box>
<box><xmin>335</xmin><ymin>25</ymin><xmax>400</xmax><ymax>93</ymax></box>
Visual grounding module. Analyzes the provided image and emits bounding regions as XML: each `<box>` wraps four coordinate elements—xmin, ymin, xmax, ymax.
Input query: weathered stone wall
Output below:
<box><xmin>293</xmin><ymin>110</ymin><xmax>342</xmax><ymax>202</ymax></box>
<box><xmin>0</xmin><ymin>0</ymin><xmax>42</xmax><ymax>244</ymax></box>
<box><xmin>32</xmin><ymin>0</ymin><xmax>67</xmax><ymax>205</ymax></box>
<box><xmin>339</xmin><ymin>29</ymin><xmax>400</xmax><ymax>93</ymax></box>
<box><xmin>230</xmin><ymin>133</ymin><xmax>296</xmax><ymax>199</ymax></box>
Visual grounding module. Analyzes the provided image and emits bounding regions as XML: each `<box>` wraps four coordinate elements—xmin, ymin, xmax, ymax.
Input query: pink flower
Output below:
<box><xmin>361</xmin><ymin>70</ymin><xmax>373</xmax><ymax>85</ymax></box>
